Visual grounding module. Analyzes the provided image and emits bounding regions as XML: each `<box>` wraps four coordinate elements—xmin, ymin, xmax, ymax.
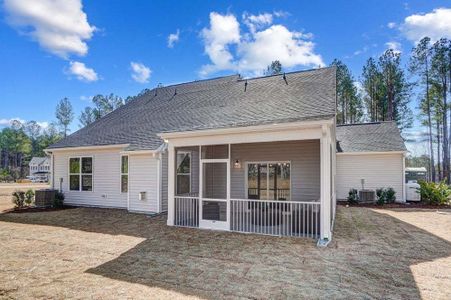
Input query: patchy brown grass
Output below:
<box><xmin>0</xmin><ymin>183</ymin><xmax>49</xmax><ymax>212</ymax></box>
<box><xmin>0</xmin><ymin>206</ymin><xmax>450</xmax><ymax>299</ymax></box>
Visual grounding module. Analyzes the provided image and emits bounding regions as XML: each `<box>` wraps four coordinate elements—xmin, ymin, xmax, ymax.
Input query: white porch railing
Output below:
<box><xmin>174</xmin><ymin>196</ymin><xmax>199</xmax><ymax>228</ymax></box>
<box><xmin>230</xmin><ymin>199</ymin><xmax>320</xmax><ymax>238</ymax></box>
<box><xmin>173</xmin><ymin>197</ymin><xmax>321</xmax><ymax>239</ymax></box>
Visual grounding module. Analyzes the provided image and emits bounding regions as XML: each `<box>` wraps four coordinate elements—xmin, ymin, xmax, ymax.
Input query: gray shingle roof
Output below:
<box><xmin>48</xmin><ymin>67</ymin><xmax>336</xmax><ymax>150</ymax></box>
<box><xmin>336</xmin><ymin>122</ymin><xmax>407</xmax><ymax>153</ymax></box>
<box><xmin>29</xmin><ymin>157</ymin><xmax>50</xmax><ymax>166</ymax></box>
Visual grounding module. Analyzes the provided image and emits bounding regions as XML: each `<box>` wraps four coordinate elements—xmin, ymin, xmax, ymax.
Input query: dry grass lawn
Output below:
<box><xmin>0</xmin><ymin>203</ymin><xmax>450</xmax><ymax>299</ymax></box>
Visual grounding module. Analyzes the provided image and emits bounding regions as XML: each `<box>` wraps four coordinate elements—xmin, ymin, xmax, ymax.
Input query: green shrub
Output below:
<box><xmin>418</xmin><ymin>180</ymin><xmax>451</xmax><ymax>205</ymax></box>
<box><xmin>376</xmin><ymin>187</ymin><xmax>396</xmax><ymax>205</ymax></box>
<box><xmin>347</xmin><ymin>188</ymin><xmax>359</xmax><ymax>204</ymax></box>
<box><xmin>376</xmin><ymin>188</ymin><xmax>385</xmax><ymax>205</ymax></box>
<box><xmin>53</xmin><ymin>191</ymin><xmax>65</xmax><ymax>208</ymax></box>
<box><xmin>25</xmin><ymin>189</ymin><xmax>35</xmax><ymax>206</ymax></box>
<box><xmin>385</xmin><ymin>187</ymin><xmax>396</xmax><ymax>203</ymax></box>
<box><xmin>12</xmin><ymin>191</ymin><xmax>25</xmax><ymax>208</ymax></box>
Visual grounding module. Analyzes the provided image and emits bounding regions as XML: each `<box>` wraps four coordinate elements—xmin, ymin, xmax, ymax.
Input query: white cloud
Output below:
<box><xmin>167</xmin><ymin>29</ymin><xmax>180</xmax><ymax>48</ymax></box>
<box><xmin>238</xmin><ymin>25</ymin><xmax>323</xmax><ymax>74</ymax></box>
<box><xmin>273</xmin><ymin>10</ymin><xmax>290</xmax><ymax>18</ymax></box>
<box><xmin>0</xmin><ymin>118</ymin><xmax>26</xmax><ymax>126</ymax></box>
<box><xmin>37</xmin><ymin>121</ymin><xmax>49</xmax><ymax>129</ymax></box>
<box><xmin>3</xmin><ymin>0</ymin><xmax>96</xmax><ymax>58</ymax></box>
<box><xmin>130</xmin><ymin>62</ymin><xmax>151</xmax><ymax>83</ymax></box>
<box><xmin>200</xmin><ymin>12</ymin><xmax>241</xmax><ymax>75</ymax></box>
<box><xmin>68</xmin><ymin>61</ymin><xmax>99</xmax><ymax>82</ymax></box>
<box><xmin>385</xmin><ymin>41</ymin><xmax>402</xmax><ymax>54</ymax></box>
<box><xmin>0</xmin><ymin>118</ymin><xmax>48</xmax><ymax>129</ymax></box>
<box><xmin>242</xmin><ymin>12</ymin><xmax>273</xmax><ymax>33</ymax></box>
<box><xmin>200</xmin><ymin>11</ymin><xmax>323</xmax><ymax>77</ymax></box>
<box><xmin>80</xmin><ymin>95</ymin><xmax>93</xmax><ymax>102</ymax></box>
<box><xmin>387</xmin><ymin>22</ymin><xmax>396</xmax><ymax>29</ymax></box>
<box><xmin>401</xmin><ymin>8</ymin><xmax>451</xmax><ymax>43</ymax></box>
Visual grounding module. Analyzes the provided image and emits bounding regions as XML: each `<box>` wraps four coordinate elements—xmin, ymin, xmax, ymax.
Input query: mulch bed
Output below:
<box><xmin>339</xmin><ymin>202</ymin><xmax>451</xmax><ymax>209</ymax></box>
<box><xmin>2</xmin><ymin>206</ymin><xmax>75</xmax><ymax>214</ymax></box>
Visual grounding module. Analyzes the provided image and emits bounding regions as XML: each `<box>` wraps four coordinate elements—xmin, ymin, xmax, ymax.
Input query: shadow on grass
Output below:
<box><xmin>0</xmin><ymin>207</ymin><xmax>450</xmax><ymax>299</ymax></box>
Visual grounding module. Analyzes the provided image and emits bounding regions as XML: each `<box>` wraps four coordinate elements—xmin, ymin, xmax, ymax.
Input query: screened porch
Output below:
<box><xmin>172</xmin><ymin>141</ymin><xmax>322</xmax><ymax>238</ymax></box>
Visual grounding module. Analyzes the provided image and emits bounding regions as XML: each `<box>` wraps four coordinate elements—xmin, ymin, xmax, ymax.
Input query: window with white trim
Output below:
<box><xmin>176</xmin><ymin>151</ymin><xmax>191</xmax><ymax>195</ymax></box>
<box><xmin>69</xmin><ymin>157</ymin><xmax>93</xmax><ymax>191</ymax></box>
<box><xmin>121</xmin><ymin>155</ymin><xmax>128</xmax><ymax>193</ymax></box>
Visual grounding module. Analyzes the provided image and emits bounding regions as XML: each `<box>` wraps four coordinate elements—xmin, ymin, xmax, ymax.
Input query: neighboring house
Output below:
<box><xmin>46</xmin><ymin>67</ymin><xmax>407</xmax><ymax>244</ymax></box>
<box><xmin>28</xmin><ymin>157</ymin><xmax>51</xmax><ymax>182</ymax></box>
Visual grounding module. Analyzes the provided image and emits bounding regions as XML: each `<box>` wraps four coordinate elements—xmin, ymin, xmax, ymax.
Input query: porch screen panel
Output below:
<box><xmin>202</xmin><ymin>162</ymin><xmax>227</xmax><ymax>221</ymax></box>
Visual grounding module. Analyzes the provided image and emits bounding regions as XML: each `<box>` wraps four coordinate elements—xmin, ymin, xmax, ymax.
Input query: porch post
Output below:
<box><xmin>319</xmin><ymin>124</ymin><xmax>332</xmax><ymax>244</ymax></box>
<box><xmin>167</xmin><ymin>144</ymin><xmax>175</xmax><ymax>226</ymax></box>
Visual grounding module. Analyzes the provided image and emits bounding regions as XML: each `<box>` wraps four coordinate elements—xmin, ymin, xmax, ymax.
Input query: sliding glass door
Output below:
<box><xmin>247</xmin><ymin>162</ymin><xmax>291</xmax><ymax>201</ymax></box>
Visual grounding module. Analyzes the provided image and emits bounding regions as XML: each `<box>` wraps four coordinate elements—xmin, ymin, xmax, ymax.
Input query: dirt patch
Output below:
<box><xmin>0</xmin><ymin>206</ymin><xmax>450</xmax><ymax>299</ymax></box>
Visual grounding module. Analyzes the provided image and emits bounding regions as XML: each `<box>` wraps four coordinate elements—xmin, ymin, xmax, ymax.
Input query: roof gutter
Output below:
<box><xmin>44</xmin><ymin>144</ymin><xmax>130</xmax><ymax>154</ymax></box>
<box><xmin>120</xmin><ymin>143</ymin><xmax>167</xmax><ymax>155</ymax></box>
<box><xmin>158</xmin><ymin>118</ymin><xmax>334</xmax><ymax>140</ymax></box>
<box><xmin>337</xmin><ymin>151</ymin><xmax>407</xmax><ymax>155</ymax></box>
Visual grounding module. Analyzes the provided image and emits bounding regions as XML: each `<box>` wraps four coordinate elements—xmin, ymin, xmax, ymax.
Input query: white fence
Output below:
<box><xmin>230</xmin><ymin>199</ymin><xmax>320</xmax><ymax>238</ymax></box>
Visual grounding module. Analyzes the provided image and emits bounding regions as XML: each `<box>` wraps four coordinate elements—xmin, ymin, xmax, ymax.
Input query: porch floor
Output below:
<box><xmin>0</xmin><ymin>205</ymin><xmax>450</xmax><ymax>299</ymax></box>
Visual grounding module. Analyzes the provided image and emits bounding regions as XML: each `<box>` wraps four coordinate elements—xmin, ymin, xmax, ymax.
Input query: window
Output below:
<box><xmin>247</xmin><ymin>162</ymin><xmax>291</xmax><ymax>200</ymax></box>
<box><xmin>69</xmin><ymin>157</ymin><xmax>93</xmax><ymax>191</ymax></box>
<box><xmin>121</xmin><ymin>155</ymin><xmax>128</xmax><ymax>193</ymax></box>
<box><xmin>176</xmin><ymin>151</ymin><xmax>191</xmax><ymax>195</ymax></box>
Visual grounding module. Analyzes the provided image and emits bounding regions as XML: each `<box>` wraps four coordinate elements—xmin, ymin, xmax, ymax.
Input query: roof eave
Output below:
<box><xmin>158</xmin><ymin>118</ymin><xmax>335</xmax><ymax>140</ymax></box>
<box><xmin>45</xmin><ymin>144</ymin><xmax>130</xmax><ymax>153</ymax></box>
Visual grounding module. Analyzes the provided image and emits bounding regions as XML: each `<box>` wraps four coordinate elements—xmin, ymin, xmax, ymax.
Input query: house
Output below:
<box><xmin>336</xmin><ymin>122</ymin><xmax>407</xmax><ymax>202</ymax></box>
<box><xmin>28</xmin><ymin>157</ymin><xmax>51</xmax><ymax>182</ymax></box>
<box><xmin>46</xmin><ymin>67</ymin><xmax>407</xmax><ymax>244</ymax></box>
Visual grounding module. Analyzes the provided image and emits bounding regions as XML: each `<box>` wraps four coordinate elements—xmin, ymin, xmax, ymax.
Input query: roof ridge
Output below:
<box><xmin>336</xmin><ymin>121</ymin><xmax>396</xmax><ymax>127</ymax></box>
<box><xmin>238</xmin><ymin>66</ymin><xmax>335</xmax><ymax>82</ymax></box>
<box><xmin>158</xmin><ymin>74</ymin><xmax>240</xmax><ymax>89</ymax></box>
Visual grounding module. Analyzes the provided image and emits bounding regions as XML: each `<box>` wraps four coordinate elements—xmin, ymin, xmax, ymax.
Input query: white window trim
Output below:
<box><xmin>120</xmin><ymin>155</ymin><xmax>129</xmax><ymax>194</ymax></box>
<box><xmin>68</xmin><ymin>156</ymin><xmax>94</xmax><ymax>192</ymax></box>
<box><xmin>245</xmin><ymin>161</ymin><xmax>292</xmax><ymax>201</ymax></box>
<box><xmin>176</xmin><ymin>151</ymin><xmax>191</xmax><ymax>195</ymax></box>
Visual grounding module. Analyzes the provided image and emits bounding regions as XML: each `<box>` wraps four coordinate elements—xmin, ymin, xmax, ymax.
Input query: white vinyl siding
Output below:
<box><xmin>336</xmin><ymin>153</ymin><xmax>404</xmax><ymax>202</ymax></box>
<box><xmin>128</xmin><ymin>154</ymin><xmax>159</xmax><ymax>213</ymax></box>
<box><xmin>53</xmin><ymin>149</ymin><xmax>127</xmax><ymax>208</ymax></box>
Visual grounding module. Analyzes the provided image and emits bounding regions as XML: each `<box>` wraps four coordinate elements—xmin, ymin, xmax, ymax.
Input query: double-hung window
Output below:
<box><xmin>121</xmin><ymin>155</ymin><xmax>128</xmax><ymax>193</ymax></box>
<box><xmin>176</xmin><ymin>151</ymin><xmax>191</xmax><ymax>195</ymax></box>
<box><xmin>69</xmin><ymin>157</ymin><xmax>93</xmax><ymax>191</ymax></box>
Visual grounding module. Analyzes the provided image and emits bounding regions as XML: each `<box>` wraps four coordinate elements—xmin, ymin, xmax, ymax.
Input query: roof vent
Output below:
<box><xmin>244</xmin><ymin>80</ymin><xmax>248</xmax><ymax>92</ymax></box>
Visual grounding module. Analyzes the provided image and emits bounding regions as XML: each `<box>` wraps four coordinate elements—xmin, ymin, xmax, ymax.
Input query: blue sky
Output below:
<box><xmin>1</xmin><ymin>1</ymin><xmax>451</xmax><ymax>155</ymax></box>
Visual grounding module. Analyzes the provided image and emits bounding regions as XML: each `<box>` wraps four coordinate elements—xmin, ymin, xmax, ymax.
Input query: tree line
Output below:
<box><xmin>332</xmin><ymin>49</ymin><xmax>412</xmax><ymax>130</ymax></box>
<box><xmin>0</xmin><ymin>93</ymin><xmax>137</xmax><ymax>181</ymax></box>
<box><xmin>333</xmin><ymin>37</ymin><xmax>451</xmax><ymax>183</ymax></box>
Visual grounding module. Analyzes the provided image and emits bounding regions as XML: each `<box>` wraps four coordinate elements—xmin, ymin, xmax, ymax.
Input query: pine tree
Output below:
<box><xmin>55</xmin><ymin>98</ymin><xmax>74</xmax><ymax>138</ymax></box>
